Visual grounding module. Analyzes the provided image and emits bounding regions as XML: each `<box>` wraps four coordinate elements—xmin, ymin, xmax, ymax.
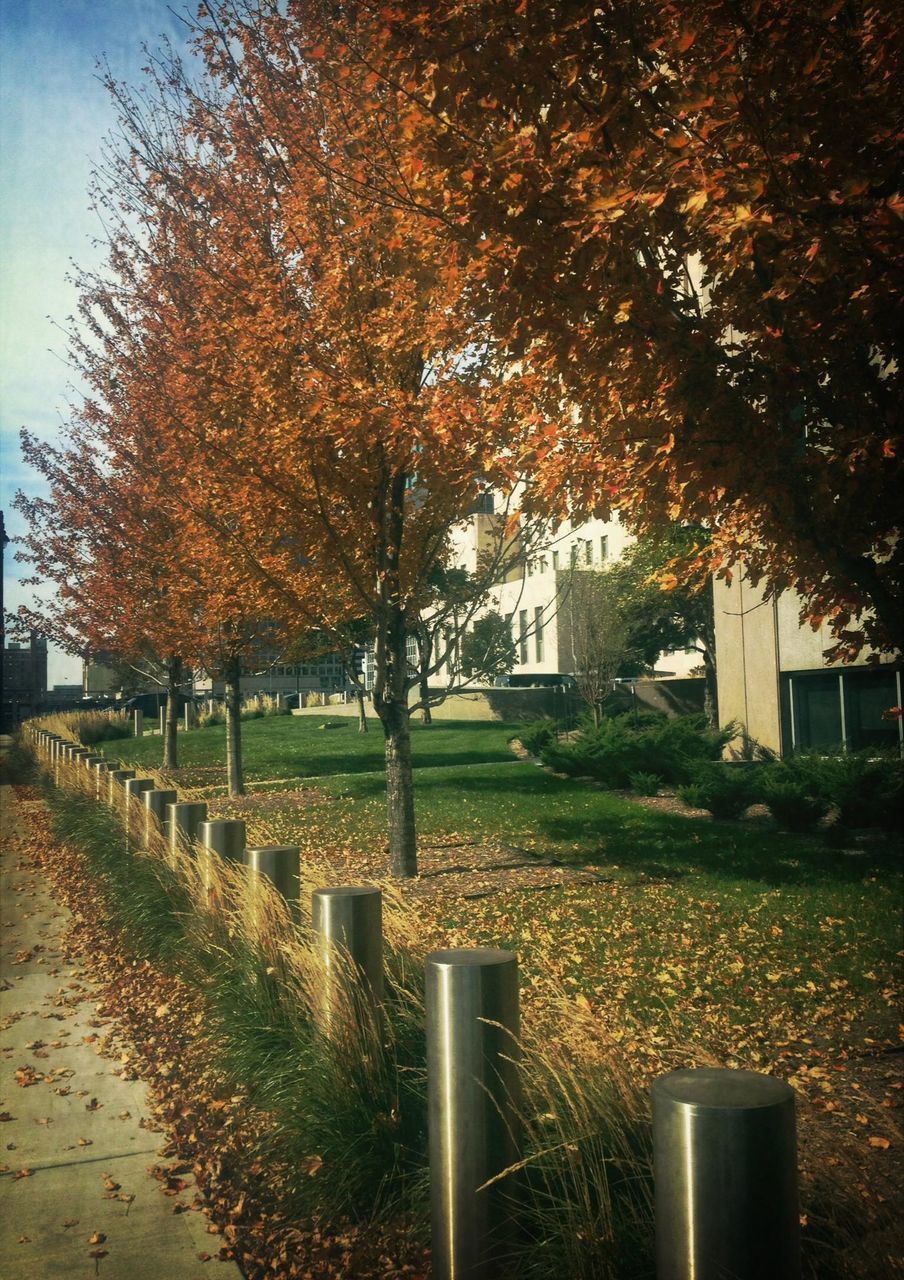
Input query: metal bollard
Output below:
<box><xmin>108</xmin><ymin>769</ymin><xmax>135</xmax><ymax>807</ymax></box>
<box><xmin>133</xmin><ymin>709</ymin><xmax>144</xmax><ymax>737</ymax></box>
<box><xmin>124</xmin><ymin>778</ymin><xmax>155</xmax><ymax>844</ymax></box>
<box><xmin>167</xmin><ymin>801</ymin><xmax>208</xmax><ymax>867</ymax></box>
<box><xmin>184</xmin><ymin>703</ymin><xmax>195</xmax><ymax>731</ymax></box>
<box><xmin>245</xmin><ymin>845</ymin><xmax>301</xmax><ymax>920</ymax></box>
<box><xmin>426</xmin><ymin>948</ymin><xmax>522</xmax><ymax>1280</ymax></box>
<box><xmin>198</xmin><ymin>819</ymin><xmax>246</xmax><ymax>898</ymax></box>
<box><xmin>311</xmin><ymin>887</ymin><xmax>383</xmax><ymax>1032</ymax></box>
<box><xmin>144</xmin><ymin>788</ymin><xmax>178</xmax><ymax>848</ymax></box>
<box><xmin>91</xmin><ymin>758</ymin><xmax>118</xmax><ymax>800</ymax></box>
<box><xmin>652</xmin><ymin>1067</ymin><xmax>800</xmax><ymax>1280</ymax></box>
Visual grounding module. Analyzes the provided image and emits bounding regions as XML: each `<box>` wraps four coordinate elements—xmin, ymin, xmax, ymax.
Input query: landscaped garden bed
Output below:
<box><xmin>34</xmin><ymin>716</ymin><xmax>904</xmax><ymax>1276</ymax></box>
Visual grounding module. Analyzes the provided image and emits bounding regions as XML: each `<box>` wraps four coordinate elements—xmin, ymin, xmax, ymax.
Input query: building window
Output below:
<box><xmin>780</xmin><ymin>667</ymin><xmax>900</xmax><ymax>754</ymax></box>
<box><xmin>527</xmin><ymin>559</ymin><xmax>533</xmax><ymax>577</ymax></box>
<box><xmin>570</xmin><ymin>544</ymin><xmax>578</xmax><ymax>567</ymax></box>
<box><xmin>584</xmin><ymin>540</ymin><xmax>592</xmax><ymax>565</ymax></box>
<box><xmin>552</xmin><ymin>550</ymin><xmax>559</xmax><ymax>571</ymax></box>
<box><xmin>600</xmin><ymin>536</ymin><xmax>609</xmax><ymax>561</ymax></box>
<box><xmin>534</xmin><ymin>607</ymin><xmax>544</xmax><ymax>662</ymax></box>
<box><xmin>539</xmin><ymin>556</ymin><xmax>547</xmax><ymax>574</ymax></box>
<box><xmin>519</xmin><ymin>609</ymin><xmax>529</xmax><ymax>664</ymax></box>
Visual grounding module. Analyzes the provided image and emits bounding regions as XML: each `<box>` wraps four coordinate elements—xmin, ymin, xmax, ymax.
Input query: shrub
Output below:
<box><xmin>518</xmin><ymin>718</ymin><xmax>558</xmax><ymax>756</ymax></box>
<box><xmin>540</xmin><ymin>714</ymin><xmax>736</xmax><ymax>789</ymax></box>
<box><xmin>628</xmin><ymin>771</ymin><xmax>661</xmax><ymax>796</ymax></box>
<box><xmin>784</xmin><ymin>750</ymin><xmax>903</xmax><ymax>830</ymax></box>
<box><xmin>759</xmin><ymin>769</ymin><xmax>829</xmax><ymax>832</ymax></box>
<box><xmin>678</xmin><ymin>764</ymin><xmax>758</xmax><ymax>819</ymax></box>
<box><xmin>197</xmin><ymin>704</ymin><xmax>226</xmax><ymax>728</ymax></box>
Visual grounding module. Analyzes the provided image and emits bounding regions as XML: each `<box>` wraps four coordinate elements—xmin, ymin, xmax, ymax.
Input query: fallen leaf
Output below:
<box><xmin>87</xmin><ymin>1231</ymin><xmax>107</xmax><ymax>1245</ymax></box>
<box><xmin>868</xmin><ymin>1136</ymin><xmax>891</xmax><ymax>1150</ymax></box>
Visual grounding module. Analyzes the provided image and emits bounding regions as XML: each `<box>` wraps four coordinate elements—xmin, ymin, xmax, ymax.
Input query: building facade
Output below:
<box><xmin>436</xmin><ymin>508</ymin><xmax>702</xmax><ymax>685</ymax></box>
<box><xmin>713</xmin><ymin>573</ymin><xmax>902</xmax><ymax>755</ymax></box>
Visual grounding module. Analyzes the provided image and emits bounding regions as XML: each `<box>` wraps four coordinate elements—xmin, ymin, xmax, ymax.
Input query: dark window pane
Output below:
<box><xmin>795</xmin><ymin>674</ymin><xmax>843</xmax><ymax>749</ymax></box>
<box><xmin>845</xmin><ymin>670</ymin><xmax>899</xmax><ymax>751</ymax></box>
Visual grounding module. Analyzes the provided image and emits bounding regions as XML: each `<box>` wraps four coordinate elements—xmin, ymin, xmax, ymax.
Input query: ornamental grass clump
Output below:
<box><xmin>41</xmin><ymin>708</ymin><xmax>132</xmax><ymax>745</ymax></box>
<box><xmin>510</xmin><ymin>1002</ymin><xmax>655</xmax><ymax>1280</ymax></box>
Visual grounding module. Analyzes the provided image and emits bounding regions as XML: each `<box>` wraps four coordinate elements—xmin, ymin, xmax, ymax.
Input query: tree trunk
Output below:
<box><xmin>416</xmin><ymin>626</ymin><xmax>432</xmax><ymax>724</ymax></box>
<box><xmin>379</xmin><ymin>698</ymin><xmax>418</xmax><ymax>878</ymax></box>
<box><xmin>356</xmin><ymin>688</ymin><xmax>368</xmax><ymax>733</ymax></box>
<box><xmin>700</xmin><ymin>580</ymin><xmax>719</xmax><ymax>728</ymax></box>
<box><xmin>224</xmin><ymin>659</ymin><xmax>245</xmax><ymax>797</ymax></box>
<box><xmin>420</xmin><ymin>678</ymin><xmax>432</xmax><ymax>725</ymax></box>
<box><xmin>163</xmin><ymin>656</ymin><xmax>181</xmax><ymax>769</ymax></box>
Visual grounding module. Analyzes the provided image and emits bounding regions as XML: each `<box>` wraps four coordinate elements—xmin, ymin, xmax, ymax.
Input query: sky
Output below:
<box><xmin>1</xmin><ymin>0</ymin><xmax>193</xmax><ymax>684</ymax></box>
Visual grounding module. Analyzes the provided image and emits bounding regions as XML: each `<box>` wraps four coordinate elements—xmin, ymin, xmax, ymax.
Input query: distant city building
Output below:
<box><xmin>82</xmin><ymin>654</ymin><xmax>119</xmax><ymax>696</ymax></box>
<box><xmin>195</xmin><ymin>655</ymin><xmax>350</xmax><ymax>700</ymax></box>
<box><xmin>1</xmin><ymin>632</ymin><xmax>48</xmax><ymax>726</ymax></box>
<box><xmin>50</xmin><ymin>684</ymin><xmax>84</xmax><ymax>704</ymax></box>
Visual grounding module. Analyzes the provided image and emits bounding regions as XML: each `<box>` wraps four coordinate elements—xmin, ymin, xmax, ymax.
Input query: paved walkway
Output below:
<box><xmin>0</xmin><ymin>781</ymin><xmax>243</xmax><ymax>1279</ymax></box>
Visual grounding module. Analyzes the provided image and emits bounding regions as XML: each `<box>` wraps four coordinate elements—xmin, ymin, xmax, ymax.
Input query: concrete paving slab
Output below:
<box><xmin>0</xmin><ymin>782</ymin><xmax>243</xmax><ymax>1278</ymax></box>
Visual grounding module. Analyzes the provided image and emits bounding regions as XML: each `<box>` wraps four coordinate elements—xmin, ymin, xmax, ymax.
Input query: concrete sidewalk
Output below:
<box><xmin>0</xmin><ymin>781</ymin><xmax>243</xmax><ymax>1279</ymax></box>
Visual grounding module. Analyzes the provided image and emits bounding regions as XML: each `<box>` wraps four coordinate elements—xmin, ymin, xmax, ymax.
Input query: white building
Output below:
<box><xmin>437</xmin><ymin>504</ymin><xmax>702</xmax><ymax>684</ymax></box>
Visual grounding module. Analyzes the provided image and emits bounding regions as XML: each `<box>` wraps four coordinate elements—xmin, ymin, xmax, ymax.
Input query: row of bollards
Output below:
<box><xmin>28</xmin><ymin>724</ymin><xmax>802</xmax><ymax>1280</ymax></box>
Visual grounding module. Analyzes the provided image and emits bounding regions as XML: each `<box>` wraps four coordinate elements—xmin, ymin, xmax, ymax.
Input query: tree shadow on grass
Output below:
<box><xmin>408</xmin><ymin>768</ymin><xmax>900</xmax><ymax>888</ymax></box>
<box><xmin>535</xmin><ymin>811</ymin><xmax>900</xmax><ymax>887</ymax></box>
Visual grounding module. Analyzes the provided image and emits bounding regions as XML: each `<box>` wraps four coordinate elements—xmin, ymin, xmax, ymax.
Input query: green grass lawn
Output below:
<box><xmin>116</xmin><ymin>714</ymin><xmax>902</xmax><ymax>1075</ymax></box>
<box><xmin>114</xmin><ymin>715</ymin><xmax>522</xmax><ymax>784</ymax></box>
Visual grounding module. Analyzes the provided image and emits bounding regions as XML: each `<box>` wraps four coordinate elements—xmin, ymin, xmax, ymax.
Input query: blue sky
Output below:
<box><xmin>1</xmin><ymin>0</ymin><xmax>192</xmax><ymax>682</ymax></box>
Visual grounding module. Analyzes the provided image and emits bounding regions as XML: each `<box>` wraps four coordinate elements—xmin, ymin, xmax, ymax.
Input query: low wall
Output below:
<box><xmin>291</xmin><ymin>679</ymin><xmax>705</xmax><ymax>724</ymax></box>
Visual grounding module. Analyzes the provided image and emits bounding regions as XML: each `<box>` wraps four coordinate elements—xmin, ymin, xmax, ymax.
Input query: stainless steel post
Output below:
<box><xmin>245</xmin><ymin>845</ymin><xmax>301</xmax><ymax>918</ymax></box>
<box><xmin>108</xmin><ymin>769</ymin><xmax>135</xmax><ymax>807</ymax></box>
<box><xmin>426</xmin><ymin>948</ymin><xmax>522</xmax><ymax>1280</ymax></box>
<box><xmin>123</xmin><ymin>778</ymin><xmax>154</xmax><ymax>845</ymax></box>
<box><xmin>167</xmin><ymin>801</ymin><xmax>208</xmax><ymax>866</ymax></box>
<box><xmin>198</xmin><ymin>819</ymin><xmax>246</xmax><ymax>897</ymax></box>
<box><xmin>652</xmin><ymin>1067</ymin><xmax>800</xmax><ymax>1280</ymax></box>
<box><xmin>159</xmin><ymin>706</ymin><xmax>166</xmax><ymax>735</ymax></box>
<box><xmin>144</xmin><ymin>788</ymin><xmax>178</xmax><ymax>847</ymax></box>
<box><xmin>184</xmin><ymin>703</ymin><xmax>194</xmax><ymax>731</ymax></box>
<box><xmin>311</xmin><ymin>887</ymin><xmax>383</xmax><ymax>1030</ymax></box>
<box><xmin>133</xmin><ymin>709</ymin><xmax>144</xmax><ymax>737</ymax></box>
<box><xmin>91</xmin><ymin>758</ymin><xmax>118</xmax><ymax>799</ymax></box>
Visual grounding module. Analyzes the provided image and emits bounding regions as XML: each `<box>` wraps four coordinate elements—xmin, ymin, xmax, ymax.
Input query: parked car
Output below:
<box><xmin>493</xmin><ymin>673</ymin><xmax>577</xmax><ymax>689</ymax></box>
<box><xmin>121</xmin><ymin>692</ymin><xmax>200</xmax><ymax>716</ymax></box>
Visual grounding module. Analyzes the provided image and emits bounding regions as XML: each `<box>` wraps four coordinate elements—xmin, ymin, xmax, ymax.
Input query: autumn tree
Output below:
<box><xmin>64</xmin><ymin>9</ymin><xmax>553</xmax><ymax>876</ymax></box>
<box><xmin>13</xmin><ymin>430</ymin><xmax>196</xmax><ymax>769</ymax></box>
<box><xmin>275</xmin><ymin>0</ymin><xmax>903</xmax><ymax>661</ymax></box>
